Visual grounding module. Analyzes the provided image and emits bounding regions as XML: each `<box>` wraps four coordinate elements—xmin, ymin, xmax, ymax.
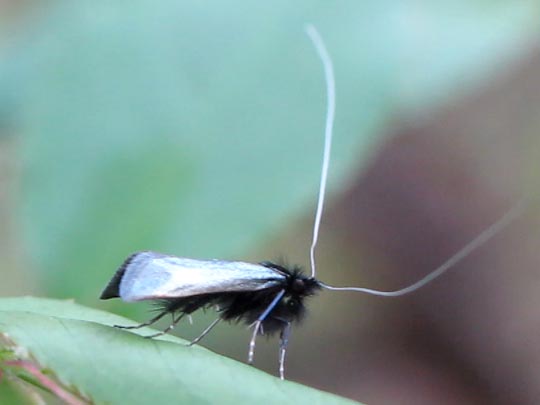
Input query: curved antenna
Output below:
<box><xmin>305</xmin><ymin>24</ymin><xmax>336</xmax><ymax>279</ymax></box>
<box><xmin>319</xmin><ymin>199</ymin><xmax>525</xmax><ymax>297</ymax></box>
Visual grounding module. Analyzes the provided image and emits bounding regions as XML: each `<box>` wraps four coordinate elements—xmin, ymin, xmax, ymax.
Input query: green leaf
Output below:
<box><xmin>0</xmin><ymin>377</ymin><xmax>33</xmax><ymax>405</ymax></box>
<box><xmin>0</xmin><ymin>297</ymin><xmax>359</xmax><ymax>405</ymax></box>
<box><xmin>0</xmin><ymin>1</ymin><xmax>539</xmax><ymax>304</ymax></box>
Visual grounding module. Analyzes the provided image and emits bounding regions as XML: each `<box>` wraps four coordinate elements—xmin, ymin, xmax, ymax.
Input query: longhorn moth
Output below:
<box><xmin>100</xmin><ymin>25</ymin><xmax>523</xmax><ymax>380</ymax></box>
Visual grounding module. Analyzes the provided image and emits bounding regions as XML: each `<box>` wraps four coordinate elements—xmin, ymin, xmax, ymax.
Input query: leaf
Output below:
<box><xmin>0</xmin><ymin>297</ymin><xmax>360</xmax><ymax>405</ymax></box>
<box><xmin>0</xmin><ymin>1</ymin><xmax>539</xmax><ymax>305</ymax></box>
<box><xmin>0</xmin><ymin>377</ymin><xmax>33</xmax><ymax>405</ymax></box>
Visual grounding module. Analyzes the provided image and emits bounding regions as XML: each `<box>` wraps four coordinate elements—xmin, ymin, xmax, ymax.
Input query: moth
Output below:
<box><xmin>100</xmin><ymin>25</ymin><xmax>522</xmax><ymax>379</ymax></box>
<box><xmin>100</xmin><ymin>253</ymin><xmax>321</xmax><ymax>378</ymax></box>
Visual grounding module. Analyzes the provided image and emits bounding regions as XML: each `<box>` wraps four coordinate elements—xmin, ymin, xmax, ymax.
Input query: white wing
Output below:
<box><xmin>113</xmin><ymin>251</ymin><xmax>286</xmax><ymax>302</ymax></box>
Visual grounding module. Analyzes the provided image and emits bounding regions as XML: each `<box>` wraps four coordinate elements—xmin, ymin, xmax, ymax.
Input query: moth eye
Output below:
<box><xmin>292</xmin><ymin>279</ymin><xmax>305</xmax><ymax>292</ymax></box>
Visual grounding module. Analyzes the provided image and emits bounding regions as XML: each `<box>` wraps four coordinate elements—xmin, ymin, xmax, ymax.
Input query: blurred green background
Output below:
<box><xmin>1</xmin><ymin>1</ymin><xmax>540</xmax><ymax>403</ymax></box>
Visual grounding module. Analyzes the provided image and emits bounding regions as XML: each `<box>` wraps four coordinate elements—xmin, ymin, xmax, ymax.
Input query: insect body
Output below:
<box><xmin>101</xmin><ymin>252</ymin><xmax>320</xmax><ymax>378</ymax></box>
<box><xmin>101</xmin><ymin>252</ymin><xmax>321</xmax><ymax>329</ymax></box>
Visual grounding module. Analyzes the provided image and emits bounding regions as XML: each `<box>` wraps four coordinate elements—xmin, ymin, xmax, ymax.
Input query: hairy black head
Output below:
<box><xmin>253</xmin><ymin>262</ymin><xmax>321</xmax><ymax>333</ymax></box>
<box><xmin>259</xmin><ymin>261</ymin><xmax>320</xmax><ymax>298</ymax></box>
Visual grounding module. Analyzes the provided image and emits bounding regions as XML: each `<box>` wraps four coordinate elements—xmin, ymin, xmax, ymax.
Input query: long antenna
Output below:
<box><xmin>305</xmin><ymin>24</ymin><xmax>336</xmax><ymax>279</ymax></box>
<box><xmin>304</xmin><ymin>25</ymin><xmax>524</xmax><ymax>294</ymax></box>
<box><xmin>319</xmin><ymin>199</ymin><xmax>525</xmax><ymax>296</ymax></box>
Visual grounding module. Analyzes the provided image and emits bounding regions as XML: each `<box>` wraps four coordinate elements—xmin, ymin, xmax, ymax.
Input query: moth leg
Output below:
<box><xmin>248</xmin><ymin>289</ymin><xmax>286</xmax><ymax>365</ymax></box>
<box><xmin>188</xmin><ymin>317</ymin><xmax>221</xmax><ymax>347</ymax></box>
<box><xmin>114</xmin><ymin>310</ymin><xmax>168</xmax><ymax>330</ymax></box>
<box><xmin>144</xmin><ymin>312</ymin><xmax>185</xmax><ymax>339</ymax></box>
<box><xmin>276</xmin><ymin>318</ymin><xmax>292</xmax><ymax>380</ymax></box>
<box><xmin>248</xmin><ymin>320</ymin><xmax>262</xmax><ymax>365</ymax></box>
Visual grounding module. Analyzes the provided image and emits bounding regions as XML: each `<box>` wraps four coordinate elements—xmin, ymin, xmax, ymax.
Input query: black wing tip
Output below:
<box><xmin>100</xmin><ymin>252</ymin><xmax>141</xmax><ymax>300</ymax></box>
